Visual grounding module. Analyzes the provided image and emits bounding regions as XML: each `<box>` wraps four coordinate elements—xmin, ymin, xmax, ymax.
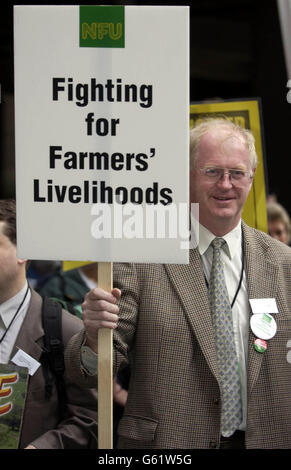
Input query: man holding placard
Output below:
<box><xmin>0</xmin><ymin>200</ymin><xmax>97</xmax><ymax>449</ymax></box>
<box><xmin>66</xmin><ymin>118</ymin><xmax>291</xmax><ymax>449</ymax></box>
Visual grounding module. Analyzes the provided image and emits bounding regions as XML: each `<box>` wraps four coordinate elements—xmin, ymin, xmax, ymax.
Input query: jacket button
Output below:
<box><xmin>209</xmin><ymin>440</ymin><xmax>217</xmax><ymax>449</ymax></box>
<box><xmin>213</xmin><ymin>398</ymin><xmax>220</xmax><ymax>405</ymax></box>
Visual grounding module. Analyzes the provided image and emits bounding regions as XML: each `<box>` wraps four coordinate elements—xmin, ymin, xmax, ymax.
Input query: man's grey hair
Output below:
<box><xmin>190</xmin><ymin>118</ymin><xmax>258</xmax><ymax>171</ymax></box>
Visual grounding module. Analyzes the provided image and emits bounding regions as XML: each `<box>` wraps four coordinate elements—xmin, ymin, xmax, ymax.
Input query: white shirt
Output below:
<box><xmin>197</xmin><ymin>221</ymin><xmax>249</xmax><ymax>431</ymax></box>
<box><xmin>78</xmin><ymin>270</ymin><xmax>97</xmax><ymax>290</ymax></box>
<box><xmin>0</xmin><ymin>283</ymin><xmax>31</xmax><ymax>364</ymax></box>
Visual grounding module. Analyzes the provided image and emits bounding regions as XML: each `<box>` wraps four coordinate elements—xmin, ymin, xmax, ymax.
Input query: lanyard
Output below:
<box><xmin>204</xmin><ymin>231</ymin><xmax>245</xmax><ymax>309</ymax></box>
<box><xmin>0</xmin><ymin>286</ymin><xmax>30</xmax><ymax>345</ymax></box>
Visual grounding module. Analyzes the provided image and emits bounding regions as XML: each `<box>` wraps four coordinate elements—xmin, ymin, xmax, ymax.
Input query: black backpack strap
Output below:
<box><xmin>41</xmin><ymin>297</ymin><xmax>67</xmax><ymax>419</ymax></box>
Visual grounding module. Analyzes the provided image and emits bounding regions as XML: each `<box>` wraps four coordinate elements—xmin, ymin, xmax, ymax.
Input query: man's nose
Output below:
<box><xmin>217</xmin><ymin>171</ymin><xmax>233</xmax><ymax>188</ymax></box>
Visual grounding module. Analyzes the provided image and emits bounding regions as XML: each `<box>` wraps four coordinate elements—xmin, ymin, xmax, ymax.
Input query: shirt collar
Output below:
<box><xmin>0</xmin><ymin>282</ymin><xmax>29</xmax><ymax>328</ymax></box>
<box><xmin>197</xmin><ymin>220</ymin><xmax>242</xmax><ymax>260</ymax></box>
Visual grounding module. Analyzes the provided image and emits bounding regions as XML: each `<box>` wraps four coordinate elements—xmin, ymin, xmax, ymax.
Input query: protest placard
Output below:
<box><xmin>14</xmin><ymin>5</ymin><xmax>189</xmax><ymax>265</ymax></box>
<box><xmin>14</xmin><ymin>5</ymin><xmax>189</xmax><ymax>448</ymax></box>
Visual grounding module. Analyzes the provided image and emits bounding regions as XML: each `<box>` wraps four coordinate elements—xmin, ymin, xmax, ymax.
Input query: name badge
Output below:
<box><xmin>11</xmin><ymin>349</ymin><xmax>41</xmax><ymax>376</ymax></box>
<box><xmin>249</xmin><ymin>298</ymin><xmax>279</xmax><ymax>314</ymax></box>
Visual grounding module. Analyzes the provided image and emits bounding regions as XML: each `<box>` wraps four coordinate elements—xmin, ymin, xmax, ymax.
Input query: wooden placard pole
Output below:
<box><xmin>97</xmin><ymin>261</ymin><xmax>113</xmax><ymax>449</ymax></box>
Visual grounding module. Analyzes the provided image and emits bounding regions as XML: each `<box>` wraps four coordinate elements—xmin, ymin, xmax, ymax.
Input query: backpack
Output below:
<box><xmin>40</xmin><ymin>297</ymin><xmax>67</xmax><ymax>419</ymax></box>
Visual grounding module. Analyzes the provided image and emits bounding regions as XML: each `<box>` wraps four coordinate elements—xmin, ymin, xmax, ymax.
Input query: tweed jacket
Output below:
<box><xmin>12</xmin><ymin>289</ymin><xmax>97</xmax><ymax>449</ymax></box>
<box><xmin>65</xmin><ymin>222</ymin><xmax>291</xmax><ymax>449</ymax></box>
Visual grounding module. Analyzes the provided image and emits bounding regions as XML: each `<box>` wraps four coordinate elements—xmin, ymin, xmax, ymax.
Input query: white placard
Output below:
<box><xmin>14</xmin><ymin>5</ymin><xmax>189</xmax><ymax>264</ymax></box>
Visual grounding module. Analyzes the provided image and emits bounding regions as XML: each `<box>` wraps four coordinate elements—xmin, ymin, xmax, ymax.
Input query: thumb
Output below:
<box><xmin>112</xmin><ymin>288</ymin><xmax>121</xmax><ymax>302</ymax></box>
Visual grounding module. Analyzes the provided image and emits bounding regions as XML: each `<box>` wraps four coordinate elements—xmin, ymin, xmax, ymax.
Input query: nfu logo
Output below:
<box><xmin>80</xmin><ymin>5</ymin><xmax>124</xmax><ymax>48</ymax></box>
<box><xmin>286</xmin><ymin>80</ymin><xmax>291</xmax><ymax>103</ymax></box>
<box><xmin>82</xmin><ymin>23</ymin><xmax>123</xmax><ymax>41</ymax></box>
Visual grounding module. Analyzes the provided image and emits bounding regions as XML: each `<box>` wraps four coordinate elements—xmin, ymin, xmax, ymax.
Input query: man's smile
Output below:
<box><xmin>211</xmin><ymin>194</ymin><xmax>236</xmax><ymax>202</ymax></box>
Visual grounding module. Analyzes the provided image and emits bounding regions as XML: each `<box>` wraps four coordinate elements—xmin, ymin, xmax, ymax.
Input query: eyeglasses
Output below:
<box><xmin>199</xmin><ymin>167</ymin><xmax>253</xmax><ymax>186</ymax></box>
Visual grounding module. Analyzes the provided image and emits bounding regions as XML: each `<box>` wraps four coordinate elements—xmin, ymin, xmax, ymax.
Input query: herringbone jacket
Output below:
<box><xmin>66</xmin><ymin>222</ymin><xmax>291</xmax><ymax>448</ymax></box>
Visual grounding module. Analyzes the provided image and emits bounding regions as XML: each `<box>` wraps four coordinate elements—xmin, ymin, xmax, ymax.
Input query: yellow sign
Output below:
<box><xmin>190</xmin><ymin>99</ymin><xmax>268</xmax><ymax>232</ymax></box>
<box><xmin>64</xmin><ymin>99</ymin><xmax>267</xmax><ymax>271</ymax></box>
<box><xmin>62</xmin><ymin>260</ymin><xmax>93</xmax><ymax>272</ymax></box>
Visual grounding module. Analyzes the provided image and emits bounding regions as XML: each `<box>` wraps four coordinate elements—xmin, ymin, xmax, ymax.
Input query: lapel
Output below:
<box><xmin>165</xmin><ymin>248</ymin><xmax>219</xmax><ymax>381</ymax></box>
<box><xmin>242</xmin><ymin>222</ymin><xmax>279</xmax><ymax>394</ymax></box>
<box><xmin>11</xmin><ymin>289</ymin><xmax>44</xmax><ymax>362</ymax></box>
<box><xmin>165</xmin><ymin>223</ymin><xmax>280</xmax><ymax>395</ymax></box>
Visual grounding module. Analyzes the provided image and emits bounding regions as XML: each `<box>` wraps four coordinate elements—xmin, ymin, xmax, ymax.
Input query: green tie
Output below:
<box><xmin>209</xmin><ymin>237</ymin><xmax>242</xmax><ymax>437</ymax></box>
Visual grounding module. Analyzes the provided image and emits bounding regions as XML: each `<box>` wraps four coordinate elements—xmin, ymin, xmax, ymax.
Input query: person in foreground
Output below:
<box><xmin>65</xmin><ymin>119</ymin><xmax>291</xmax><ymax>449</ymax></box>
<box><xmin>0</xmin><ymin>199</ymin><xmax>97</xmax><ymax>449</ymax></box>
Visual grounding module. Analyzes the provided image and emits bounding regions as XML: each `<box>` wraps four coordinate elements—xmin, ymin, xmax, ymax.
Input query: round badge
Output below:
<box><xmin>250</xmin><ymin>313</ymin><xmax>277</xmax><ymax>340</ymax></box>
<box><xmin>254</xmin><ymin>338</ymin><xmax>268</xmax><ymax>353</ymax></box>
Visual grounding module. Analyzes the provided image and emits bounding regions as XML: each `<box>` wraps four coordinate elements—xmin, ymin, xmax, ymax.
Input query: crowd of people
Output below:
<box><xmin>1</xmin><ymin>118</ymin><xmax>291</xmax><ymax>449</ymax></box>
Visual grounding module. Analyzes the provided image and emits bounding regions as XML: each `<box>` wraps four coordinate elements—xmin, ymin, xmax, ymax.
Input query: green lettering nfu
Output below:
<box><xmin>82</xmin><ymin>22</ymin><xmax>123</xmax><ymax>40</ymax></box>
